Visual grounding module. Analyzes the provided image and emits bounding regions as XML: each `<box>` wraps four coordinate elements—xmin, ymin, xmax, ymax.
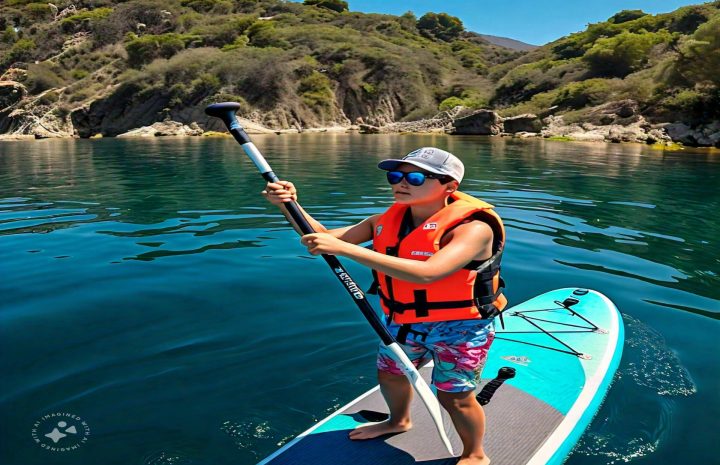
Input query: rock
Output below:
<box><xmin>664</xmin><ymin>122</ymin><xmax>695</xmax><ymax>145</ymax></box>
<box><xmin>10</xmin><ymin>109</ymin><xmax>74</xmax><ymax>138</ymax></box>
<box><xmin>695</xmin><ymin>135</ymin><xmax>714</xmax><ymax>147</ymax></box>
<box><xmin>0</xmin><ymin>68</ymin><xmax>27</xmax><ymax>82</ymax></box>
<box><xmin>502</xmin><ymin>114</ymin><xmax>541</xmax><ymax>133</ymax></box>
<box><xmin>541</xmin><ymin>115</ymin><xmax>581</xmax><ymax>137</ymax></box>
<box><xmin>0</xmin><ymin>81</ymin><xmax>27</xmax><ymax>110</ymax></box>
<box><xmin>566</xmin><ymin>131</ymin><xmax>606</xmax><ymax>142</ymax></box>
<box><xmin>451</xmin><ymin>109</ymin><xmax>503</xmax><ymax>135</ymax></box>
<box><xmin>608</xmin><ymin>127</ymin><xmax>622</xmax><ymax>143</ymax></box>
<box><xmin>583</xmin><ymin>99</ymin><xmax>640</xmax><ymax>126</ymax></box>
<box><xmin>359</xmin><ymin>124</ymin><xmax>382</xmax><ymax>134</ymax></box>
<box><xmin>646</xmin><ymin>129</ymin><xmax>669</xmax><ymax>144</ymax></box>
<box><xmin>513</xmin><ymin>131</ymin><xmax>538</xmax><ymax>138</ymax></box>
<box><xmin>702</xmin><ymin>121</ymin><xmax>720</xmax><ymax>135</ymax></box>
<box><xmin>116</xmin><ymin>121</ymin><xmax>204</xmax><ymax>137</ymax></box>
<box><xmin>708</xmin><ymin>132</ymin><xmax>720</xmax><ymax>147</ymax></box>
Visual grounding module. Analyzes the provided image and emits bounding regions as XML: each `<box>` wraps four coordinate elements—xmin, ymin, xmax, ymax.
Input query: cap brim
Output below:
<box><xmin>377</xmin><ymin>159</ymin><xmax>448</xmax><ymax>176</ymax></box>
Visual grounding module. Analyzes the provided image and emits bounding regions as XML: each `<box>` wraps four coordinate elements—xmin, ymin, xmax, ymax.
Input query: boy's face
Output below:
<box><xmin>389</xmin><ymin>163</ymin><xmax>457</xmax><ymax>205</ymax></box>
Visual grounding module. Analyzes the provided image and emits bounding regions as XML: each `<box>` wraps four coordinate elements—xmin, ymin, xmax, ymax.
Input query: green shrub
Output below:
<box><xmin>664</xmin><ymin>89</ymin><xmax>703</xmax><ymax>110</ymax></box>
<box><xmin>26</xmin><ymin>63</ymin><xmax>67</xmax><ymax>93</ymax></box>
<box><xmin>609</xmin><ymin>10</ymin><xmax>648</xmax><ymax>24</ymax></box>
<box><xmin>25</xmin><ymin>2</ymin><xmax>52</xmax><ymax>20</ymax></box>
<box><xmin>190</xmin><ymin>14</ymin><xmax>256</xmax><ymax>47</ymax></box>
<box><xmin>125</xmin><ymin>33</ymin><xmax>196</xmax><ymax>67</ymax></box>
<box><xmin>552</xmin><ymin>78</ymin><xmax>616</xmax><ymax>109</ymax></box>
<box><xmin>438</xmin><ymin>96</ymin><xmax>464</xmax><ymax>111</ymax></box>
<box><xmin>439</xmin><ymin>89</ymin><xmax>488</xmax><ymax>111</ymax></box>
<box><xmin>246</xmin><ymin>21</ymin><xmax>290</xmax><ymax>48</ymax></box>
<box><xmin>417</xmin><ymin>12</ymin><xmax>464</xmax><ymax>41</ymax></box>
<box><xmin>298</xmin><ymin>70</ymin><xmax>334</xmax><ymax>108</ymax></box>
<box><xmin>361</xmin><ymin>82</ymin><xmax>376</xmax><ymax>95</ymax></box>
<box><xmin>668</xmin><ymin>5</ymin><xmax>715</xmax><ymax>33</ymax></box>
<box><xmin>181</xmin><ymin>0</ymin><xmax>232</xmax><ymax>14</ymax></box>
<box><xmin>583</xmin><ymin>30</ymin><xmax>671</xmax><ymax>77</ymax></box>
<box><xmin>71</xmin><ymin>69</ymin><xmax>90</xmax><ymax>80</ymax></box>
<box><xmin>37</xmin><ymin>90</ymin><xmax>59</xmax><ymax>105</ymax></box>
<box><xmin>190</xmin><ymin>72</ymin><xmax>220</xmax><ymax>95</ymax></box>
<box><xmin>4</xmin><ymin>38</ymin><xmax>35</xmax><ymax>64</ymax></box>
<box><xmin>59</xmin><ymin>7</ymin><xmax>113</xmax><ymax>31</ymax></box>
<box><xmin>2</xmin><ymin>25</ymin><xmax>17</xmax><ymax>43</ymax></box>
<box><xmin>221</xmin><ymin>35</ymin><xmax>249</xmax><ymax>51</ymax></box>
<box><xmin>675</xmin><ymin>15</ymin><xmax>720</xmax><ymax>86</ymax></box>
<box><xmin>303</xmin><ymin>0</ymin><xmax>348</xmax><ymax>13</ymax></box>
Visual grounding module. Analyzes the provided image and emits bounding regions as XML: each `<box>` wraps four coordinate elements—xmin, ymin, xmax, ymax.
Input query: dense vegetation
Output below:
<box><xmin>492</xmin><ymin>3</ymin><xmax>720</xmax><ymax>123</ymax></box>
<box><xmin>0</xmin><ymin>0</ymin><xmax>521</xmax><ymax>130</ymax></box>
<box><xmin>1</xmin><ymin>0</ymin><xmax>718</xmax><ymax>132</ymax></box>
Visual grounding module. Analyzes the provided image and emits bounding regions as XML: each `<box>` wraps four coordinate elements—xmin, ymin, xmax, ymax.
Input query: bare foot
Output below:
<box><xmin>348</xmin><ymin>420</ymin><xmax>412</xmax><ymax>440</ymax></box>
<box><xmin>457</xmin><ymin>455</ymin><xmax>490</xmax><ymax>465</ymax></box>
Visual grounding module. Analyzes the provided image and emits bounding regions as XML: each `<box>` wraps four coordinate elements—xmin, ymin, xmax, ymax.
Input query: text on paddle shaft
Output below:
<box><xmin>334</xmin><ymin>268</ymin><xmax>364</xmax><ymax>299</ymax></box>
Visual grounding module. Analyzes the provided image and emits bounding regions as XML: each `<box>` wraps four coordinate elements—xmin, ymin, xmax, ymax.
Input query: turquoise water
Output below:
<box><xmin>1</xmin><ymin>135</ymin><xmax>718</xmax><ymax>465</ymax></box>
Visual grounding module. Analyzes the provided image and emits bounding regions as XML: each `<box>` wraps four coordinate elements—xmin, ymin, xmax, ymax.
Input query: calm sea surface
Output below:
<box><xmin>1</xmin><ymin>135</ymin><xmax>718</xmax><ymax>465</ymax></box>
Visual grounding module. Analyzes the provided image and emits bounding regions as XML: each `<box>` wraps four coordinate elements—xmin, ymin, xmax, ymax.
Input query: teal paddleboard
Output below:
<box><xmin>258</xmin><ymin>288</ymin><xmax>624</xmax><ymax>465</ymax></box>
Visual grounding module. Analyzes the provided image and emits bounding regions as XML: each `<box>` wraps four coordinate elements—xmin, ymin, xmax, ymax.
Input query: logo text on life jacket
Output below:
<box><xmin>376</xmin><ymin>225</ymin><xmax>383</xmax><ymax>236</ymax></box>
<box><xmin>334</xmin><ymin>268</ymin><xmax>364</xmax><ymax>299</ymax></box>
<box><xmin>411</xmin><ymin>251</ymin><xmax>434</xmax><ymax>257</ymax></box>
<box><xmin>423</xmin><ymin>223</ymin><xmax>437</xmax><ymax>230</ymax></box>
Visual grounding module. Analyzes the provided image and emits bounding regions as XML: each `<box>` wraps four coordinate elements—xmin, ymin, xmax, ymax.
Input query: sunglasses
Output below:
<box><xmin>386</xmin><ymin>170</ymin><xmax>449</xmax><ymax>186</ymax></box>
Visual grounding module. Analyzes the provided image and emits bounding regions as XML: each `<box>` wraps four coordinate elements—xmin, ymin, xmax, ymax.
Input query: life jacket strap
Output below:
<box><xmin>396</xmin><ymin>324</ymin><xmax>429</xmax><ymax>345</ymax></box>
<box><xmin>378</xmin><ymin>289</ymin><xmax>476</xmax><ymax>314</ymax></box>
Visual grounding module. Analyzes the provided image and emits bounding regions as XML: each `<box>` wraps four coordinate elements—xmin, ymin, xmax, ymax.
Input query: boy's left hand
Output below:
<box><xmin>301</xmin><ymin>233</ymin><xmax>348</xmax><ymax>256</ymax></box>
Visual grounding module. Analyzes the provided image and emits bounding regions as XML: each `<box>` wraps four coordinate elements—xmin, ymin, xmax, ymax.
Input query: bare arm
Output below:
<box><xmin>263</xmin><ymin>180</ymin><xmax>377</xmax><ymax>244</ymax></box>
<box><xmin>302</xmin><ymin>221</ymin><xmax>494</xmax><ymax>283</ymax></box>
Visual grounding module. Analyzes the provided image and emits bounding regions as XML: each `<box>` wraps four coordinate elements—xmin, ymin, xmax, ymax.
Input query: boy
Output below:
<box><xmin>263</xmin><ymin>147</ymin><xmax>506</xmax><ymax>465</ymax></box>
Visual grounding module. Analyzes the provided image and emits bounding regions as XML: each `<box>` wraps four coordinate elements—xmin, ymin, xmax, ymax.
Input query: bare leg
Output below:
<box><xmin>438</xmin><ymin>390</ymin><xmax>490</xmax><ymax>465</ymax></box>
<box><xmin>349</xmin><ymin>370</ymin><xmax>414</xmax><ymax>440</ymax></box>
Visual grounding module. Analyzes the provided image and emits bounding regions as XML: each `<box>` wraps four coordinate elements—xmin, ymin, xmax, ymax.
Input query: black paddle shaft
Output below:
<box><xmin>205</xmin><ymin>102</ymin><xmax>395</xmax><ymax>346</ymax></box>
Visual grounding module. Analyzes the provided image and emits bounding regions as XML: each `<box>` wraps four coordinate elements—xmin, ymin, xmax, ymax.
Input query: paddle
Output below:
<box><xmin>205</xmin><ymin>102</ymin><xmax>454</xmax><ymax>456</ymax></box>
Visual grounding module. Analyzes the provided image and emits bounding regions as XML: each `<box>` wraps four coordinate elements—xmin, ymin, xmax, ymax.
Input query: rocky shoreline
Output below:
<box><xmin>360</xmin><ymin>100</ymin><xmax>720</xmax><ymax>149</ymax></box>
<box><xmin>1</xmin><ymin>74</ymin><xmax>718</xmax><ymax>149</ymax></box>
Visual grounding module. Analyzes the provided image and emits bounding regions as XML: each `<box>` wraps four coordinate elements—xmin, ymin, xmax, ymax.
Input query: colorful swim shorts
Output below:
<box><xmin>377</xmin><ymin>318</ymin><xmax>495</xmax><ymax>393</ymax></box>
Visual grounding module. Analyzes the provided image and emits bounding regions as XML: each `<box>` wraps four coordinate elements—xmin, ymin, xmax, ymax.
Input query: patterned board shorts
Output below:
<box><xmin>377</xmin><ymin>318</ymin><xmax>495</xmax><ymax>393</ymax></box>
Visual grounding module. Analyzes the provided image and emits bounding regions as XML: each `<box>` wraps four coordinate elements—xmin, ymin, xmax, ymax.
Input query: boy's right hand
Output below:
<box><xmin>262</xmin><ymin>181</ymin><xmax>298</xmax><ymax>206</ymax></box>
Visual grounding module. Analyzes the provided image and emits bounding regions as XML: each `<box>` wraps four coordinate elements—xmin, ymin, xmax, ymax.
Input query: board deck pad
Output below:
<box><xmin>258</xmin><ymin>289</ymin><xmax>624</xmax><ymax>465</ymax></box>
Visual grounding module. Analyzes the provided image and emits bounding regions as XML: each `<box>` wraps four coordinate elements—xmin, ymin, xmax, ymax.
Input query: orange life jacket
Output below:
<box><xmin>370</xmin><ymin>191</ymin><xmax>507</xmax><ymax>324</ymax></box>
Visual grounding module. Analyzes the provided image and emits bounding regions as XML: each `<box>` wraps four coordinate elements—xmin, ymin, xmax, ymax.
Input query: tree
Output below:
<box><xmin>675</xmin><ymin>15</ymin><xmax>720</xmax><ymax>86</ymax></box>
<box><xmin>583</xmin><ymin>30</ymin><xmax>670</xmax><ymax>77</ymax></box>
<box><xmin>416</xmin><ymin>12</ymin><xmax>464</xmax><ymax>41</ymax></box>
<box><xmin>303</xmin><ymin>0</ymin><xmax>348</xmax><ymax>13</ymax></box>
<box><xmin>609</xmin><ymin>10</ymin><xmax>647</xmax><ymax>24</ymax></box>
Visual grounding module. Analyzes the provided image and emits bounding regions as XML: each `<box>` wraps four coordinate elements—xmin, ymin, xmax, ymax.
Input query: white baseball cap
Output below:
<box><xmin>378</xmin><ymin>147</ymin><xmax>464</xmax><ymax>183</ymax></box>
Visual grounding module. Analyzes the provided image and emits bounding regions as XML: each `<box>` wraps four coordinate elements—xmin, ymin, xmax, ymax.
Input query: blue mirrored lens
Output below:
<box><xmin>387</xmin><ymin>171</ymin><xmax>404</xmax><ymax>184</ymax></box>
<box><xmin>405</xmin><ymin>172</ymin><xmax>426</xmax><ymax>186</ymax></box>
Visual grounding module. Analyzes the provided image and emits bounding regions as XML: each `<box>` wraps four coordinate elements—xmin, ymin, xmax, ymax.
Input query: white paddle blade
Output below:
<box><xmin>385</xmin><ymin>342</ymin><xmax>455</xmax><ymax>456</ymax></box>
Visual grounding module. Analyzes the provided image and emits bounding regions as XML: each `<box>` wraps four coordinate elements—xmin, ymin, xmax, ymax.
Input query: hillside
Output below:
<box><xmin>0</xmin><ymin>0</ymin><xmax>718</xmax><ymax>142</ymax></box>
<box><xmin>0</xmin><ymin>0</ymin><xmax>522</xmax><ymax>137</ymax></box>
<box><xmin>490</xmin><ymin>3</ymin><xmax>720</xmax><ymax>126</ymax></box>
